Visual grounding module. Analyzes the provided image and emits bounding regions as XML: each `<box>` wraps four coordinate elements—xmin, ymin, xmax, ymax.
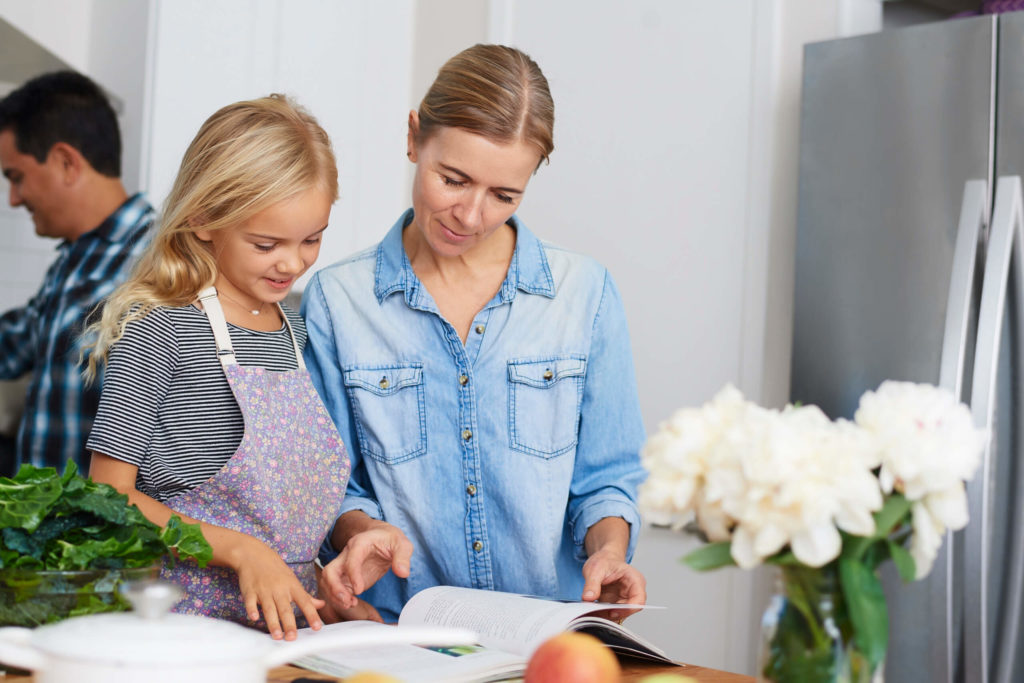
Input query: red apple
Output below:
<box><xmin>524</xmin><ymin>632</ymin><xmax>622</xmax><ymax>683</ymax></box>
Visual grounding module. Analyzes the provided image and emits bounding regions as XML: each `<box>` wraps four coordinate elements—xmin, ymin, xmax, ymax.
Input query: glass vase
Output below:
<box><xmin>758</xmin><ymin>565</ymin><xmax>883</xmax><ymax>683</ymax></box>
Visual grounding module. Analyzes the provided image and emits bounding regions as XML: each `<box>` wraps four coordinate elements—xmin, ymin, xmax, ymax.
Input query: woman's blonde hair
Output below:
<box><xmin>84</xmin><ymin>94</ymin><xmax>337</xmax><ymax>380</ymax></box>
<box><xmin>416</xmin><ymin>44</ymin><xmax>554</xmax><ymax>166</ymax></box>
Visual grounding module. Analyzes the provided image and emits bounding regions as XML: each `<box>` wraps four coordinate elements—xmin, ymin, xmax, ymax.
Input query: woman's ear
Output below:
<box><xmin>407</xmin><ymin>110</ymin><xmax>420</xmax><ymax>163</ymax></box>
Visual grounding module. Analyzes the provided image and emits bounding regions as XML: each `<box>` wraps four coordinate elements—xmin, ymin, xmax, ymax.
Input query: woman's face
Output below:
<box><xmin>408</xmin><ymin>120</ymin><xmax>541</xmax><ymax>259</ymax></box>
<box><xmin>196</xmin><ymin>186</ymin><xmax>332</xmax><ymax>310</ymax></box>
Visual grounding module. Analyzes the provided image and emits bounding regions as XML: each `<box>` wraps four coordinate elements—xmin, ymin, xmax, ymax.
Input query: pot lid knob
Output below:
<box><xmin>121</xmin><ymin>580</ymin><xmax>183</xmax><ymax>620</ymax></box>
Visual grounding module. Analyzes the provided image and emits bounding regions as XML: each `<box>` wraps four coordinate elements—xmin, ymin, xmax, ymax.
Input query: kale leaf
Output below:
<box><xmin>0</xmin><ymin>462</ymin><xmax>212</xmax><ymax>571</ymax></box>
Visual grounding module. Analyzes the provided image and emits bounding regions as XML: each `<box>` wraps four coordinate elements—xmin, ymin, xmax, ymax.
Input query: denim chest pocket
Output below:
<box><xmin>343</xmin><ymin>363</ymin><xmax>426</xmax><ymax>464</ymax></box>
<box><xmin>507</xmin><ymin>356</ymin><xmax>587</xmax><ymax>458</ymax></box>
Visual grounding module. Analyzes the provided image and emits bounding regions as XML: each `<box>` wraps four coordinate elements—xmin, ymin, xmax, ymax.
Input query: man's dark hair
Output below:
<box><xmin>0</xmin><ymin>70</ymin><xmax>121</xmax><ymax>177</ymax></box>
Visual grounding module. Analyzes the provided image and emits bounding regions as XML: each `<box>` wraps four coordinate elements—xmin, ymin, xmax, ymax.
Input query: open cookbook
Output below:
<box><xmin>285</xmin><ymin>585</ymin><xmax>676</xmax><ymax>683</ymax></box>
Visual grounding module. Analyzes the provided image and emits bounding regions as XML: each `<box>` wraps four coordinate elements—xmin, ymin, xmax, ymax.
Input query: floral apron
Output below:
<box><xmin>160</xmin><ymin>287</ymin><xmax>349</xmax><ymax>626</ymax></box>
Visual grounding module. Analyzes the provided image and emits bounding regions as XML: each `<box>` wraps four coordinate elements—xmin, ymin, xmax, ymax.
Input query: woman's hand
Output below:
<box><xmin>581</xmin><ymin>548</ymin><xmax>647</xmax><ymax>622</ymax></box>
<box><xmin>581</xmin><ymin>517</ymin><xmax>646</xmax><ymax>623</ymax></box>
<box><xmin>315</xmin><ymin>564</ymin><xmax>384</xmax><ymax>623</ymax></box>
<box><xmin>321</xmin><ymin>515</ymin><xmax>413</xmax><ymax>611</ymax></box>
<box><xmin>229</xmin><ymin>535</ymin><xmax>325</xmax><ymax>640</ymax></box>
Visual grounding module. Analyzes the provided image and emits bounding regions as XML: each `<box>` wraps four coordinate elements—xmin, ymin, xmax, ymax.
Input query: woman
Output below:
<box><xmin>307</xmin><ymin>44</ymin><xmax>648</xmax><ymax>623</ymax></box>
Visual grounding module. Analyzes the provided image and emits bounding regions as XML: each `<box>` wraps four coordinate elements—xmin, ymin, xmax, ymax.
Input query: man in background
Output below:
<box><xmin>0</xmin><ymin>71</ymin><xmax>155</xmax><ymax>476</ymax></box>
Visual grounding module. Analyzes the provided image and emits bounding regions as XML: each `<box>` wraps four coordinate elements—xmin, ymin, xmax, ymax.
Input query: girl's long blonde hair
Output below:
<box><xmin>84</xmin><ymin>94</ymin><xmax>337</xmax><ymax>381</ymax></box>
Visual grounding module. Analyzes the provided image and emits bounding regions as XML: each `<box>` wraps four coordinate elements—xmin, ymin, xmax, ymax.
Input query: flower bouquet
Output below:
<box><xmin>638</xmin><ymin>381</ymin><xmax>986</xmax><ymax>683</ymax></box>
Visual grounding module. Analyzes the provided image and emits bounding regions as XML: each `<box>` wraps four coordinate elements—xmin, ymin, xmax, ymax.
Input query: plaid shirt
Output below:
<box><xmin>0</xmin><ymin>193</ymin><xmax>155</xmax><ymax>471</ymax></box>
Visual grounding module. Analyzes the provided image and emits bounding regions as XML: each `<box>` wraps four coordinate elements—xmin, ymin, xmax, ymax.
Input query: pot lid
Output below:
<box><xmin>28</xmin><ymin>581</ymin><xmax>270</xmax><ymax>666</ymax></box>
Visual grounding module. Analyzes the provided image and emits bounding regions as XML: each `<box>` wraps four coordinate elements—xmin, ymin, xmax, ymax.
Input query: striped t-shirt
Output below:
<box><xmin>86</xmin><ymin>303</ymin><xmax>307</xmax><ymax>502</ymax></box>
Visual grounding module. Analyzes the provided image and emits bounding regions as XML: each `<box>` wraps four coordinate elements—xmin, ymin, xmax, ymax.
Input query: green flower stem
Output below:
<box><xmin>782</xmin><ymin>567</ymin><xmax>831</xmax><ymax>650</ymax></box>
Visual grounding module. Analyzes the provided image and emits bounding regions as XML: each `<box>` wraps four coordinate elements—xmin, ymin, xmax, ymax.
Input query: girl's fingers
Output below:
<box><xmin>274</xmin><ymin>591</ymin><xmax>299</xmax><ymax>640</ymax></box>
<box><xmin>244</xmin><ymin>591</ymin><xmax>261</xmax><ymax>623</ymax></box>
<box><xmin>262</xmin><ymin>594</ymin><xmax>284</xmax><ymax>640</ymax></box>
<box><xmin>295</xmin><ymin>591</ymin><xmax>324</xmax><ymax>632</ymax></box>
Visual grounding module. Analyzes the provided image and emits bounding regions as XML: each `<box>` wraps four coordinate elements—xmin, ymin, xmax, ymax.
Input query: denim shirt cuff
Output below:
<box><xmin>570</xmin><ymin>499</ymin><xmax>642</xmax><ymax>564</ymax></box>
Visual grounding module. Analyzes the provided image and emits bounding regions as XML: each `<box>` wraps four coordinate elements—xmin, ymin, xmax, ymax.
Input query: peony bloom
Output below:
<box><xmin>639</xmin><ymin>386</ymin><xmax>883</xmax><ymax>569</ymax></box>
<box><xmin>855</xmin><ymin>381</ymin><xmax>986</xmax><ymax>577</ymax></box>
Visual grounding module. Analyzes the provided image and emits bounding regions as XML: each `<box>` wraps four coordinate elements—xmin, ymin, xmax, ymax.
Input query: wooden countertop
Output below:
<box><xmin>7</xmin><ymin>661</ymin><xmax>753</xmax><ymax>682</ymax></box>
<box><xmin>269</xmin><ymin>661</ymin><xmax>755</xmax><ymax>681</ymax></box>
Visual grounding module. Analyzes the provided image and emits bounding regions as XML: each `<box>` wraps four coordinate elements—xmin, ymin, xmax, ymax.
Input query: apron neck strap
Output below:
<box><xmin>196</xmin><ymin>287</ymin><xmax>305</xmax><ymax>370</ymax></box>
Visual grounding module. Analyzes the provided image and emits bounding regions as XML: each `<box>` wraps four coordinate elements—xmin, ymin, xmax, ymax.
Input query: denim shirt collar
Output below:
<box><xmin>374</xmin><ymin>209</ymin><xmax>556</xmax><ymax>307</ymax></box>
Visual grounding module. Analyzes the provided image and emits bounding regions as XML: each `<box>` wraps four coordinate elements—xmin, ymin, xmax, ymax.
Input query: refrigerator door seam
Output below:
<box><xmin>966</xmin><ymin>175</ymin><xmax>1024</xmax><ymax>683</ymax></box>
<box><xmin>936</xmin><ymin>178</ymin><xmax>988</xmax><ymax>683</ymax></box>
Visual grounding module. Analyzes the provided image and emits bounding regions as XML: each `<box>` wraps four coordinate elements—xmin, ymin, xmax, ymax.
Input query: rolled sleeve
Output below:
<box><xmin>570</xmin><ymin>497</ymin><xmax>643</xmax><ymax>562</ymax></box>
<box><xmin>566</xmin><ymin>271</ymin><xmax>647</xmax><ymax>563</ymax></box>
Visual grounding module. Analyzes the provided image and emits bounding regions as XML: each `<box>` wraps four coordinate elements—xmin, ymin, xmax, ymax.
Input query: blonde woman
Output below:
<box><xmin>307</xmin><ymin>45</ymin><xmax>648</xmax><ymax>623</ymax></box>
<box><xmin>86</xmin><ymin>95</ymin><xmax>377</xmax><ymax>638</ymax></box>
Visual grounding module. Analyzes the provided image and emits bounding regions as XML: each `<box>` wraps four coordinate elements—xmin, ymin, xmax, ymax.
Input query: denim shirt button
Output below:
<box><xmin>466</xmin><ymin>484</ymin><xmax>477</xmax><ymax>496</ymax></box>
<box><xmin>472</xmin><ymin>540</ymin><xmax>484</xmax><ymax>552</ymax></box>
<box><xmin>474</xmin><ymin>324</ymin><xmax>485</xmax><ymax>334</ymax></box>
<box><xmin>459</xmin><ymin>374</ymin><xmax>469</xmax><ymax>386</ymax></box>
<box><xmin>462</xmin><ymin>429</ymin><xmax>473</xmax><ymax>441</ymax></box>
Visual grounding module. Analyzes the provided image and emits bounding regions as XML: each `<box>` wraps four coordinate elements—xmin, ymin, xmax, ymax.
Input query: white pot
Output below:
<box><xmin>0</xmin><ymin>581</ymin><xmax>475</xmax><ymax>683</ymax></box>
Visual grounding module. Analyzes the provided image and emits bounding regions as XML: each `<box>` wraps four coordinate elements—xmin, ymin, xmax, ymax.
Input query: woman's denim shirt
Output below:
<box><xmin>304</xmin><ymin>210</ymin><xmax>647</xmax><ymax>621</ymax></box>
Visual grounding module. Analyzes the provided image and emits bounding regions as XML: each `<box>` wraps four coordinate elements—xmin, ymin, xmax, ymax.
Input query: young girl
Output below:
<box><xmin>85</xmin><ymin>95</ymin><xmax>352</xmax><ymax>640</ymax></box>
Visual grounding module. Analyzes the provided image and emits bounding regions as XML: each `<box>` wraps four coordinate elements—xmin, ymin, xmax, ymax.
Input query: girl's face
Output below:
<box><xmin>197</xmin><ymin>186</ymin><xmax>332</xmax><ymax>310</ymax></box>
<box><xmin>407</xmin><ymin>118</ymin><xmax>541</xmax><ymax>259</ymax></box>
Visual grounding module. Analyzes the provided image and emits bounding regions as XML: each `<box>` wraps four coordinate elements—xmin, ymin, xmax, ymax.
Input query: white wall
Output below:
<box><xmin>497</xmin><ymin>1</ymin><xmax>759</xmax><ymax>672</ymax></box>
<box><xmin>0</xmin><ymin>0</ymin><xmax>93</xmax><ymax>72</ymax></box>
<box><xmin>145</xmin><ymin>0</ymin><xmax>414</xmax><ymax>279</ymax></box>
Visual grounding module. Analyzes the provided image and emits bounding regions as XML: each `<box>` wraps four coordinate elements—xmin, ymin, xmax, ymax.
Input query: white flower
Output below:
<box><xmin>638</xmin><ymin>385</ymin><xmax>748</xmax><ymax>531</ymax></box>
<box><xmin>640</xmin><ymin>381</ymin><xmax>984</xmax><ymax>578</ymax></box>
<box><xmin>855</xmin><ymin>381</ymin><xmax>986</xmax><ymax>577</ymax></box>
<box><xmin>909</xmin><ymin>502</ymin><xmax>945</xmax><ymax>579</ymax></box>
<box><xmin>639</xmin><ymin>386</ymin><xmax>883</xmax><ymax>569</ymax></box>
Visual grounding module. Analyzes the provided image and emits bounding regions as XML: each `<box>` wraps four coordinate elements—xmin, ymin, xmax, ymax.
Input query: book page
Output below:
<box><xmin>568</xmin><ymin>617</ymin><xmax>675</xmax><ymax>663</ymax></box>
<box><xmin>284</xmin><ymin>621</ymin><xmax>524</xmax><ymax>683</ymax></box>
<box><xmin>294</xmin><ymin>641</ymin><xmax>524</xmax><ymax>683</ymax></box>
<box><xmin>399</xmin><ymin>586</ymin><xmax>650</xmax><ymax>657</ymax></box>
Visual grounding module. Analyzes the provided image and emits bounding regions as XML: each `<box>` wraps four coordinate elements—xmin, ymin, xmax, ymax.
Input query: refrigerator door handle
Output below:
<box><xmin>934</xmin><ymin>179</ymin><xmax>988</xmax><ymax>683</ymax></box>
<box><xmin>941</xmin><ymin>178</ymin><xmax>988</xmax><ymax>393</ymax></box>
<box><xmin>967</xmin><ymin>175</ymin><xmax>1024</xmax><ymax>683</ymax></box>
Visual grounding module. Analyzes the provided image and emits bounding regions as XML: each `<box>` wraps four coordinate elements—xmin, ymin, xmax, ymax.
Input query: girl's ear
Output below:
<box><xmin>189</xmin><ymin>217</ymin><xmax>213</xmax><ymax>242</ymax></box>
<box><xmin>407</xmin><ymin>110</ymin><xmax>420</xmax><ymax>163</ymax></box>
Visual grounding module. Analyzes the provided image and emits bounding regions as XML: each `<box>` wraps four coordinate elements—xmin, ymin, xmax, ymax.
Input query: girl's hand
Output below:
<box><xmin>231</xmin><ymin>536</ymin><xmax>325</xmax><ymax>640</ymax></box>
<box><xmin>321</xmin><ymin>521</ymin><xmax>413</xmax><ymax>611</ymax></box>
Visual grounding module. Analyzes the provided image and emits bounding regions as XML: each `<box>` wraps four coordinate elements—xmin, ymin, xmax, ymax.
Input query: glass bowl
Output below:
<box><xmin>0</xmin><ymin>565</ymin><xmax>161</xmax><ymax>627</ymax></box>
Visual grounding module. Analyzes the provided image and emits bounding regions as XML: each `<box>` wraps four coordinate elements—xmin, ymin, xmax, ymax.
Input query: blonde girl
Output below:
<box><xmin>86</xmin><ymin>94</ymin><xmax>354</xmax><ymax>639</ymax></box>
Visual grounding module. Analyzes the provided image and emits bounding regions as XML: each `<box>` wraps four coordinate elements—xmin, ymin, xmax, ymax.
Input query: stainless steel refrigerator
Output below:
<box><xmin>791</xmin><ymin>14</ymin><xmax>1024</xmax><ymax>683</ymax></box>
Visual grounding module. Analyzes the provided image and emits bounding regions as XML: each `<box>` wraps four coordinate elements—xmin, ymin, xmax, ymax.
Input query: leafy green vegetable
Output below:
<box><xmin>0</xmin><ymin>462</ymin><xmax>213</xmax><ymax>626</ymax></box>
<box><xmin>0</xmin><ymin>462</ymin><xmax>211</xmax><ymax>571</ymax></box>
